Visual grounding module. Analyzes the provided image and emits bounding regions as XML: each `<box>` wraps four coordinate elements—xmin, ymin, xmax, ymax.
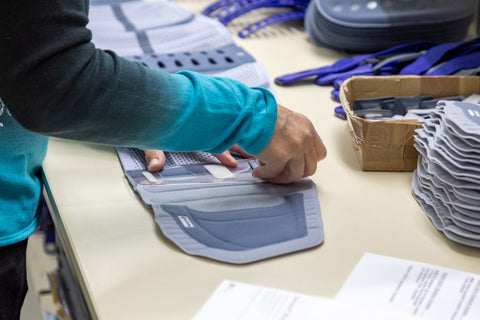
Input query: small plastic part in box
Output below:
<box><xmin>339</xmin><ymin>75</ymin><xmax>480</xmax><ymax>171</ymax></box>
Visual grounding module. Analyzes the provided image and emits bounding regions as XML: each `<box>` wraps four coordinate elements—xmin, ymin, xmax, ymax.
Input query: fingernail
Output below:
<box><xmin>148</xmin><ymin>158</ymin><xmax>160</xmax><ymax>171</ymax></box>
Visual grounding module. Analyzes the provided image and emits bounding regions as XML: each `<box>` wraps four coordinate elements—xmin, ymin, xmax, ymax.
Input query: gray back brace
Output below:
<box><xmin>117</xmin><ymin>147</ymin><xmax>324</xmax><ymax>264</ymax></box>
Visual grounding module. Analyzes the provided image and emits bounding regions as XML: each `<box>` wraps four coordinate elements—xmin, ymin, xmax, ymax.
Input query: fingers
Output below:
<box><xmin>213</xmin><ymin>150</ymin><xmax>238</xmax><ymax>168</ymax></box>
<box><xmin>252</xmin><ymin>159</ymin><xmax>286</xmax><ymax>181</ymax></box>
<box><xmin>313</xmin><ymin>131</ymin><xmax>327</xmax><ymax>161</ymax></box>
<box><xmin>253</xmin><ymin>153</ymin><xmax>306</xmax><ymax>184</ymax></box>
<box><xmin>144</xmin><ymin>148</ymin><xmax>243</xmax><ymax>174</ymax></box>
<box><xmin>144</xmin><ymin>150</ymin><xmax>166</xmax><ymax>172</ymax></box>
<box><xmin>230</xmin><ymin>144</ymin><xmax>254</xmax><ymax>159</ymax></box>
<box><xmin>304</xmin><ymin>139</ymin><xmax>318</xmax><ymax>177</ymax></box>
<box><xmin>253</xmin><ymin>104</ymin><xmax>327</xmax><ymax>184</ymax></box>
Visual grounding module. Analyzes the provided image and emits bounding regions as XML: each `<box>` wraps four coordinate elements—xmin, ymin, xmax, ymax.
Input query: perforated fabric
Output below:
<box><xmin>205</xmin><ymin>62</ymin><xmax>276</xmax><ymax>97</ymax></box>
<box><xmin>88</xmin><ymin>1</ymin><xmax>234</xmax><ymax>56</ymax></box>
<box><xmin>88</xmin><ymin>0</ymin><xmax>276</xmax><ymax>94</ymax></box>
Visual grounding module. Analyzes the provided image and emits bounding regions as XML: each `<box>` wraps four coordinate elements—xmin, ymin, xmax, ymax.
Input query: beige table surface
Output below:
<box><xmin>41</xmin><ymin>2</ymin><xmax>480</xmax><ymax>319</ymax></box>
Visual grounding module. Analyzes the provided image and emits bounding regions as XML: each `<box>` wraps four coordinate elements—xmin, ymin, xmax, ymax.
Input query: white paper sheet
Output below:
<box><xmin>193</xmin><ymin>279</ymin><xmax>411</xmax><ymax>320</ymax></box>
<box><xmin>336</xmin><ymin>253</ymin><xmax>480</xmax><ymax>320</ymax></box>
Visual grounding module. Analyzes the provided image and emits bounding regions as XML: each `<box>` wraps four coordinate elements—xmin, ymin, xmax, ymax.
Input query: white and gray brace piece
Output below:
<box><xmin>87</xmin><ymin>0</ymin><xmax>277</xmax><ymax>95</ymax></box>
<box><xmin>117</xmin><ymin>147</ymin><xmax>324</xmax><ymax>264</ymax></box>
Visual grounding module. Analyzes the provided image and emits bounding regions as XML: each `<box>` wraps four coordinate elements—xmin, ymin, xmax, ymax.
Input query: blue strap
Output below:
<box><xmin>314</xmin><ymin>64</ymin><xmax>375</xmax><ymax>85</ymax></box>
<box><xmin>426</xmin><ymin>50</ymin><xmax>480</xmax><ymax>75</ymax></box>
<box><xmin>331</xmin><ymin>89</ymin><xmax>340</xmax><ymax>102</ymax></box>
<box><xmin>372</xmin><ymin>51</ymin><xmax>425</xmax><ymax>72</ymax></box>
<box><xmin>314</xmin><ymin>64</ymin><xmax>398</xmax><ymax>86</ymax></box>
<box><xmin>274</xmin><ymin>41</ymin><xmax>436</xmax><ymax>85</ymax></box>
<box><xmin>274</xmin><ymin>55</ymin><xmax>368</xmax><ymax>85</ymax></box>
<box><xmin>334</xmin><ymin>106</ymin><xmax>346</xmax><ymax>119</ymax></box>
<box><xmin>315</xmin><ymin>51</ymin><xmax>422</xmax><ymax>86</ymax></box>
<box><xmin>399</xmin><ymin>38</ymin><xmax>480</xmax><ymax>75</ymax></box>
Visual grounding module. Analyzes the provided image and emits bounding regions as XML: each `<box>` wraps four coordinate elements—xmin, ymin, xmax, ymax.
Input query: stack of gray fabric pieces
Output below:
<box><xmin>412</xmin><ymin>100</ymin><xmax>480</xmax><ymax>247</ymax></box>
<box><xmin>304</xmin><ymin>0</ymin><xmax>475</xmax><ymax>53</ymax></box>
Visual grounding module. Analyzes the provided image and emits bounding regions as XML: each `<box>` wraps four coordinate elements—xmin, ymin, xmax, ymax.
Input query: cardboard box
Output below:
<box><xmin>339</xmin><ymin>75</ymin><xmax>480</xmax><ymax>171</ymax></box>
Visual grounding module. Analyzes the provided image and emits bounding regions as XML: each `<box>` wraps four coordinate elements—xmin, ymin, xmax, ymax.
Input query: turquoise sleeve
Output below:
<box><xmin>158</xmin><ymin>70</ymin><xmax>278</xmax><ymax>155</ymax></box>
<box><xmin>1</xmin><ymin>0</ymin><xmax>277</xmax><ymax>155</ymax></box>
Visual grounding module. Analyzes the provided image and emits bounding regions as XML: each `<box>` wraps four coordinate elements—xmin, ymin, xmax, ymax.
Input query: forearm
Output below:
<box><xmin>0</xmin><ymin>0</ymin><xmax>277</xmax><ymax>154</ymax></box>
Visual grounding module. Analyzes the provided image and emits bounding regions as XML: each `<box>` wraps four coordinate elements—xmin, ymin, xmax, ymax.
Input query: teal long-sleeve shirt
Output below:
<box><xmin>0</xmin><ymin>0</ymin><xmax>277</xmax><ymax>246</ymax></box>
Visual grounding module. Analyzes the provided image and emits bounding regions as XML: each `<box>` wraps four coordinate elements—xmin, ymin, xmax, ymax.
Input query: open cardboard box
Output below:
<box><xmin>339</xmin><ymin>75</ymin><xmax>480</xmax><ymax>171</ymax></box>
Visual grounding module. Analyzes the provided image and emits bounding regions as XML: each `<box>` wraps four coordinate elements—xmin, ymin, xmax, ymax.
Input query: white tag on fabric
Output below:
<box><xmin>142</xmin><ymin>171</ymin><xmax>162</xmax><ymax>184</ymax></box>
<box><xmin>204</xmin><ymin>164</ymin><xmax>235</xmax><ymax>180</ymax></box>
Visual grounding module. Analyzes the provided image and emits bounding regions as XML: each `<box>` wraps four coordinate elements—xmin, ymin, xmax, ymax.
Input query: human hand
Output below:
<box><xmin>144</xmin><ymin>145</ymin><xmax>251</xmax><ymax>172</ymax></box>
<box><xmin>252</xmin><ymin>104</ymin><xmax>327</xmax><ymax>184</ymax></box>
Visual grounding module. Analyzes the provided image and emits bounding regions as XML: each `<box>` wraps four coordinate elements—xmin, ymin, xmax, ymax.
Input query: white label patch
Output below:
<box><xmin>178</xmin><ymin>215</ymin><xmax>194</xmax><ymax>228</ymax></box>
<box><xmin>142</xmin><ymin>171</ymin><xmax>162</xmax><ymax>184</ymax></box>
<box><xmin>204</xmin><ymin>164</ymin><xmax>235</xmax><ymax>180</ymax></box>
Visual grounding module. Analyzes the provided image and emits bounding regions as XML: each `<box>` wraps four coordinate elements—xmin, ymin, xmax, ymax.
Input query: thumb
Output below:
<box><xmin>214</xmin><ymin>150</ymin><xmax>238</xmax><ymax>168</ymax></box>
<box><xmin>144</xmin><ymin>150</ymin><xmax>166</xmax><ymax>172</ymax></box>
<box><xmin>252</xmin><ymin>161</ymin><xmax>284</xmax><ymax>180</ymax></box>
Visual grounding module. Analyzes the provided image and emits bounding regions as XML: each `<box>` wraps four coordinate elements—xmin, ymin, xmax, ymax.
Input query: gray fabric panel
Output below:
<box><xmin>151</xmin><ymin>179</ymin><xmax>324</xmax><ymax>264</ymax></box>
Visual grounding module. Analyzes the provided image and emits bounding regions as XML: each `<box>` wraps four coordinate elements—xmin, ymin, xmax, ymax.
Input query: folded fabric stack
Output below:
<box><xmin>304</xmin><ymin>0</ymin><xmax>475</xmax><ymax>53</ymax></box>
<box><xmin>412</xmin><ymin>100</ymin><xmax>480</xmax><ymax>247</ymax></box>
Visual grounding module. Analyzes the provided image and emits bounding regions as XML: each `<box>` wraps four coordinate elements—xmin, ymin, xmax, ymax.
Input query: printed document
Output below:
<box><xmin>336</xmin><ymin>253</ymin><xmax>480</xmax><ymax>320</ymax></box>
<box><xmin>193</xmin><ymin>279</ymin><xmax>409</xmax><ymax>320</ymax></box>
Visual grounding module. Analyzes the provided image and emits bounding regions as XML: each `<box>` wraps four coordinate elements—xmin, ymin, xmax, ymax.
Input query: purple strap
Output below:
<box><xmin>274</xmin><ymin>41</ymin><xmax>436</xmax><ymax>85</ymax></box>
<box><xmin>426</xmin><ymin>50</ymin><xmax>480</xmax><ymax>75</ymax></box>
<box><xmin>399</xmin><ymin>38</ymin><xmax>480</xmax><ymax>75</ymax></box>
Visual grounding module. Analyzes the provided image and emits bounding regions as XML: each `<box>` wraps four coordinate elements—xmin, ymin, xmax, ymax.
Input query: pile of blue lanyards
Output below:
<box><xmin>201</xmin><ymin>0</ymin><xmax>310</xmax><ymax>38</ymax></box>
<box><xmin>275</xmin><ymin>37</ymin><xmax>480</xmax><ymax>118</ymax></box>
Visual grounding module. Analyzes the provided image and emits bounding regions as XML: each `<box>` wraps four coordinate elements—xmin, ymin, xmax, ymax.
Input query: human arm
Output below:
<box><xmin>0</xmin><ymin>0</ymin><xmax>276</xmax><ymax>154</ymax></box>
<box><xmin>1</xmin><ymin>0</ymin><xmax>326</xmax><ymax>184</ymax></box>
<box><xmin>145</xmin><ymin>105</ymin><xmax>327</xmax><ymax>184</ymax></box>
